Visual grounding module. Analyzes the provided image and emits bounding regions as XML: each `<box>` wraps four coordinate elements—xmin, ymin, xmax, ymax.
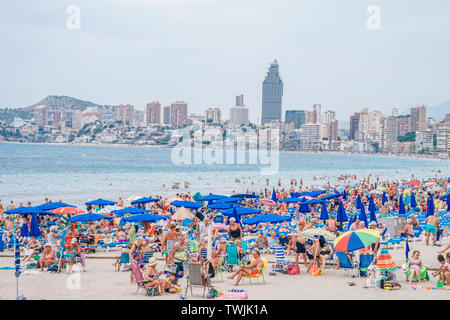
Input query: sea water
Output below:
<box><xmin>0</xmin><ymin>143</ymin><xmax>448</xmax><ymax>206</ymax></box>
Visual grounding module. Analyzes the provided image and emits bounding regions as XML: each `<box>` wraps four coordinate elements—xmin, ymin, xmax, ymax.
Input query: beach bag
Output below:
<box><xmin>287</xmin><ymin>264</ymin><xmax>300</xmax><ymax>275</ymax></box>
<box><xmin>384</xmin><ymin>281</ymin><xmax>394</xmax><ymax>290</ymax></box>
<box><xmin>206</xmin><ymin>288</ymin><xmax>217</xmax><ymax>299</ymax></box>
<box><xmin>146</xmin><ymin>287</ymin><xmax>159</xmax><ymax>297</ymax></box>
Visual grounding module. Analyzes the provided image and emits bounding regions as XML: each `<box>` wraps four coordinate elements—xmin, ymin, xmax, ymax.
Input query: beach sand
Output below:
<box><xmin>0</xmin><ymin>241</ymin><xmax>449</xmax><ymax>300</ymax></box>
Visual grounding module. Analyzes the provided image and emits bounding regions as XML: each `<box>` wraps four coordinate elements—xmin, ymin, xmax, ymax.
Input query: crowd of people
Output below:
<box><xmin>0</xmin><ymin>174</ymin><xmax>449</xmax><ymax>296</ymax></box>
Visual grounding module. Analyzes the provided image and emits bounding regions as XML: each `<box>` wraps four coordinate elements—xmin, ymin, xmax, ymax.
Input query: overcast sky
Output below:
<box><xmin>1</xmin><ymin>0</ymin><xmax>449</xmax><ymax>121</ymax></box>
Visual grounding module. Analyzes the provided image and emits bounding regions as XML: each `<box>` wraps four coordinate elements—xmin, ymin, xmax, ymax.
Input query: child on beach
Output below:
<box><xmin>408</xmin><ymin>250</ymin><xmax>424</xmax><ymax>283</ymax></box>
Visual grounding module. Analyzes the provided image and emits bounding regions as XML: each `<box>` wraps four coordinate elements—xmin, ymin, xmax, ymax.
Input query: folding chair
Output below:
<box><xmin>185</xmin><ymin>262</ymin><xmax>209</xmax><ymax>298</ymax></box>
<box><xmin>358</xmin><ymin>254</ymin><xmax>374</xmax><ymax>277</ymax></box>
<box><xmin>335</xmin><ymin>251</ymin><xmax>358</xmax><ymax>278</ymax></box>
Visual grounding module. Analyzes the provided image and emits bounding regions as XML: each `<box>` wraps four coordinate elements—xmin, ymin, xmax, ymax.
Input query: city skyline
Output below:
<box><xmin>1</xmin><ymin>1</ymin><xmax>450</xmax><ymax>122</ymax></box>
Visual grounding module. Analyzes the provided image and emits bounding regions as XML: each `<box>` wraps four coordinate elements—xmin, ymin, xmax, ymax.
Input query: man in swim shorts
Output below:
<box><xmin>424</xmin><ymin>213</ymin><xmax>439</xmax><ymax>246</ymax></box>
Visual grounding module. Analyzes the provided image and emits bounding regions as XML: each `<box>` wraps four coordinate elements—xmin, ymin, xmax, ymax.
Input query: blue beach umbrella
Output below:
<box><xmin>279</xmin><ymin>197</ymin><xmax>303</xmax><ymax>203</ymax></box>
<box><xmin>169</xmin><ymin>207</ymin><xmax>174</xmax><ymax>215</ymax></box>
<box><xmin>235</xmin><ymin>193</ymin><xmax>258</xmax><ymax>199</ymax></box>
<box><xmin>322</xmin><ymin>193</ymin><xmax>343</xmax><ymax>200</ymax></box>
<box><xmin>411</xmin><ymin>192</ymin><xmax>417</xmax><ymax>208</ymax></box>
<box><xmin>356</xmin><ymin>194</ymin><xmax>363</xmax><ymax>210</ymax></box>
<box><xmin>347</xmin><ymin>214</ymin><xmax>356</xmax><ymax>231</ymax></box>
<box><xmin>426</xmin><ymin>195</ymin><xmax>434</xmax><ymax>218</ymax></box>
<box><xmin>171</xmin><ymin>200</ymin><xmax>203</xmax><ymax>209</ymax></box>
<box><xmin>215</xmin><ymin>197</ymin><xmax>242</xmax><ymax>203</ymax></box>
<box><xmin>37</xmin><ymin>202</ymin><xmax>76</xmax><ymax>210</ymax></box>
<box><xmin>368</xmin><ymin>196</ymin><xmax>377</xmax><ymax>213</ymax></box>
<box><xmin>85</xmin><ymin>199</ymin><xmax>116</xmax><ymax>206</ymax></box>
<box><xmin>221</xmin><ymin>206</ymin><xmax>261</xmax><ymax>216</ymax></box>
<box><xmin>343</xmin><ymin>190</ymin><xmax>348</xmax><ymax>201</ymax></box>
<box><xmin>130</xmin><ymin>197</ymin><xmax>159</xmax><ymax>205</ymax></box>
<box><xmin>198</xmin><ymin>194</ymin><xmax>227</xmax><ymax>201</ymax></box>
<box><xmin>20</xmin><ymin>221</ymin><xmax>29</xmax><ymax>238</ymax></box>
<box><xmin>231</xmin><ymin>207</ymin><xmax>242</xmax><ymax>227</ymax></box>
<box><xmin>398</xmin><ymin>196</ymin><xmax>406</xmax><ymax>215</ymax></box>
<box><xmin>359</xmin><ymin>205</ymin><xmax>368</xmax><ymax>228</ymax></box>
<box><xmin>382</xmin><ymin>192</ymin><xmax>388</xmax><ymax>205</ymax></box>
<box><xmin>272</xmin><ymin>188</ymin><xmax>278</xmax><ymax>204</ymax></box>
<box><xmin>299</xmin><ymin>203</ymin><xmax>311</xmax><ymax>214</ymax></box>
<box><xmin>112</xmin><ymin>207</ymin><xmax>150</xmax><ymax>215</ymax></box>
<box><xmin>69</xmin><ymin>213</ymin><xmax>112</xmax><ymax>223</ymax></box>
<box><xmin>336</xmin><ymin>201</ymin><xmax>348</xmax><ymax>222</ymax></box>
<box><xmin>207</xmin><ymin>202</ymin><xmax>235</xmax><ymax>210</ymax></box>
<box><xmin>29</xmin><ymin>214</ymin><xmax>41</xmax><ymax>238</ymax></box>
<box><xmin>242</xmin><ymin>214</ymin><xmax>292</xmax><ymax>225</ymax></box>
<box><xmin>122</xmin><ymin>214</ymin><xmax>169</xmax><ymax>223</ymax></box>
<box><xmin>405</xmin><ymin>241</ymin><xmax>410</xmax><ymax>260</ymax></box>
<box><xmin>319</xmin><ymin>203</ymin><xmax>329</xmax><ymax>221</ymax></box>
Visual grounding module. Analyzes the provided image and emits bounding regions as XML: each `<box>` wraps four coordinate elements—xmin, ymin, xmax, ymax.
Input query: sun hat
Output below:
<box><xmin>44</xmin><ymin>243</ymin><xmax>52</xmax><ymax>247</ymax></box>
<box><xmin>148</xmin><ymin>257</ymin><xmax>157</xmax><ymax>267</ymax></box>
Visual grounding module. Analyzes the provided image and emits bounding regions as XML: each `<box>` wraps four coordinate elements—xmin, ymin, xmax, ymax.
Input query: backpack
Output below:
<box><xmin>146</xmin><ymin>287</ymin><xmax>159</xmax><ymax>296</ymax></box>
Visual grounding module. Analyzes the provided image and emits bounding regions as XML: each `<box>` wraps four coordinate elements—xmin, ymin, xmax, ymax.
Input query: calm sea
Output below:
<box><xmin>0</xmin><ymin>143</ymin><xmax>448</xmax><ymax>207</ymax></box>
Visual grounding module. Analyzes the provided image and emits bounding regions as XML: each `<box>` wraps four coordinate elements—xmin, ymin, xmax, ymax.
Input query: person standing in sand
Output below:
<box><xmin>424</xmin><ymin>213</ymin><xmax>439</xmax><ymax>246</ymax></box>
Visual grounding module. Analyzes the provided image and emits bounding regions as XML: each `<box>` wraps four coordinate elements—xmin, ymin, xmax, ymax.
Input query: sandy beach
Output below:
<box><xmin>1</xmin><ymin>240</ymin><xmax>448</xmax><ymax>300</ymax></box>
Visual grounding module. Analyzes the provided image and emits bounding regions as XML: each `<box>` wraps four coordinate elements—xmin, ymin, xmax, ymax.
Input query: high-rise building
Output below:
<box><xmin>313</xmin><ymin>104</ymin><xmax>322</xmax><ymax>124</ymax></box>
<box><xmin>170</xmin><ymin>101</ymin><xmax>188</xmax><ymax>127</ymax></box>
<box><xmin>436</xmin><ymin>124</ymin><xmax>450</xmax><ymax>154</ymax></box>
<box><xmin>386</xmin><ymin>116</ymin><xmax>399</xmax><ymax>144</ymax></box>
<box><xmin>163</xmin><ymin>106</ymin><xmax>171</xmax><ymax>125</ymax></box>
<box><xmin>236</xmin><ymin>95</ymin><xmax>244</xmax><ymax>107</ymax></box>
<box><xmin>298</xmin><ymin>124</ymin><xmax>321</xmax><ymax>151</ymax></box>
<box><xmin>349</xmin><ymin>112</ymin><xmax>360</xmax><ymax>140</ymax></box>
<box><xmin>205</xmin><ymin>108</ymin><xmax>222</xmax><ymax>123</ymax></box>
<box><xmin>415</xmin><ymin>130</ymin><xmax>433</xmax><ymax>153</ymax></box>
<box><xmin>329</xmin><ymin>120</ymin><xmax>339</xmax><ymax>141</ymax></box>
<box><xmin>34</xmin><ymin>105</ymin><xmax>48</xmax><ymax>127</ymax></box>
<box><xmin>397</xmin><ymin>115</ymin><xmax>411</xmax><ymax>137</ymax></box>
<box><xmin>261</xmin><ymin>59</ymin><xmax>283</xmax><ymax>125</ymax></box>
<box><xmin>146</xmin><ymin>101</ymin><xmax>161</xmax><ymax>125</ymax></box>
<box><xmin>285</xmin><ymin>110</ymin><xmax>306</xmax><ymax>129</ymax></box>
<box><xmin>114</xmin><ymin>104</ymin><xmax>134</xmax><ymax>124</ymax></box>
<box><xmin>230</xmin><ymin>106</ymin><xmax>249</xmax><ymax>127</ymax></box>
<box><xmin>411</xmin><ymin>105</ymin><xmax>427</xmax><ymax>132</ymax></box>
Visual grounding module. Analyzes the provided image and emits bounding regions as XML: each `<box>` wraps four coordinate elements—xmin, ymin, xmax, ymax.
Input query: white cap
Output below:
<box><xmin>229</xmin><ymin>217</ymin><xmax>236</xmax><ymax>222</ymax></box>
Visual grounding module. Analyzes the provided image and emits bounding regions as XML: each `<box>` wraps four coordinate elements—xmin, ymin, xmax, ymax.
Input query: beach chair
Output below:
<box><xmin>242</xmin><ymin>257</ymin><xmax>268</xmax><ymax>284</ymax></box>
<box><xmin>129</xmin><ymin>263</ymin><xmax>150</xmax><ymax>295</ymax></box>
<box><xmin>115</xmin><ymin>252</ymin><xmax>131</xmax><ymax>272</ymax></box>
<box><xmin>335</xmin><ymin>251</ymin><xmax>358</xmax><ymax>278</ymax></box>
<box><xmin>226</xmin><ymin>244</ymin><xmax>240</xmax><ymax>269</ymax></box>
<box><xmin>185</xmin><ymin>262</ymin><xmax>209</xmax><ymax>298</ymax></box>
<box><xmin>412</xmin><ymin>227</ymin><xmax>423</xmax><ymax>242</ymax></box>
<box><xmin>271</xmin><ymin>246</ymin><xmax>291</xmax><ymax>273</ymax></box>
<box><xmin>212</xmin><ymin>257</ymin><xmax>224</xmax><ymax>282</ymax></box>
<box><xmin>358</xmin><ymin>254</ymin><xmax>374</xmax><ymax>277</ymax></box>
<box><xmin>213</xmin><ymin>215</ymin><xmax>224</xmax><ymax>223</ymax></box>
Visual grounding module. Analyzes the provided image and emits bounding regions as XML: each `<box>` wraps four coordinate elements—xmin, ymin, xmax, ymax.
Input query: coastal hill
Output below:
<box><xmin>0</xmin><ymin>95</ymin><xmax>110</xmax><ymax>122</ymax></box>
<box><xmin>25</xmin><ymin>95</ymin><xmax>109</xmax><ymax>111</ymax></box>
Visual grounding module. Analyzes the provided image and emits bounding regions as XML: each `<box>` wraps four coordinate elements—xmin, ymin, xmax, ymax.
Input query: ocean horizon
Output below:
<box><xmin>0</xmin><ymin>143</ymin><xmax>448</xmax><ymax>207</ymax></box>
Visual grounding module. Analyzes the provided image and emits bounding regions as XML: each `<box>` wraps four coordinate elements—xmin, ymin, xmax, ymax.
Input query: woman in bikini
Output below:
<box><xmin>408</xmin><ymin>250</ymin><xmax>424</xmax><ymax>283</ymax></box>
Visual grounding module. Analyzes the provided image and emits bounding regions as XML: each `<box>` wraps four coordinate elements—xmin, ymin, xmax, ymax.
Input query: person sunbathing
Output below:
<box><xmin>143</xmin><ymin>257</ymin><xmax>163</xmax><ymax>295</ymax></box>
<box><xmin>227</xmin><ymin>250</ymin><xmax>263</xmax><ymax>286</ymax></box>
<box><xmin>23</xmin><ymin>236</ymin><xmax>42</xmax><ymax>262</ymax></box>
<box><xmin>38</xmin><ymin>243</ymin><xmax>56</xmax><ymax>271</ymax></box>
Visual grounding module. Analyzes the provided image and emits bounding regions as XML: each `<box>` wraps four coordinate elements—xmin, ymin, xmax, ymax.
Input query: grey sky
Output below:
<box><xmin>1</xmin><ymin>0</ymin><xmax>449</xmax><ymax>121</ymax></box>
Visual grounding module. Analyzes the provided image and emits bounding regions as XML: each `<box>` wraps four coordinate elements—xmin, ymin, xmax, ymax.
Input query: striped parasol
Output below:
<box><xmin>376</xmin><ymin>247</ymin><xmax>398</xmax><ymax>272</ymax></box>
<box><xmin>258</xmin><ymin>224</ymin><xmax>296</xmax><ymax>237</ymax></box>
<box><xmin>333</xmin><ymin>229</ymin><xmax>380</xmax><ymax>252</ymax></box>
<box><xmin>259</xmin><ymin>198</ymin><xmax>277</xmax><ymax>206</ymax></box>
<box><xmin>301</xmin><ymin>228</ymin><xmax>335</xmax><ymax>242</ymax></box>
